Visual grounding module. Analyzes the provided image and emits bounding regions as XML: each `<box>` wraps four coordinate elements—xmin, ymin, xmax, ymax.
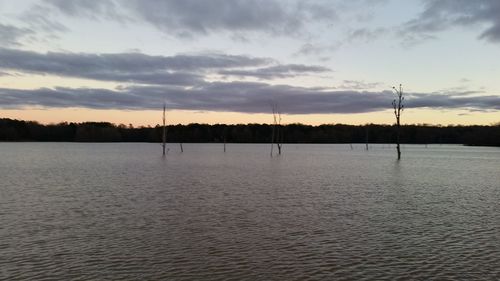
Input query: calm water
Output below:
<box><xmin>1</xmin><ymin>143</ymin><xmax>499</xmax><ymax>280</ymax></box>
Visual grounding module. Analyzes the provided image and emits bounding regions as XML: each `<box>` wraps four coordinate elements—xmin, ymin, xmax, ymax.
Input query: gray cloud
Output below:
<box><xmin>0</xmin><ymin>48</ymin><xmax>205</xmax><ymax>86</ymax></box>
<box><xmin>0</xmin><ymin>48</ymin><xmax>331</xmax><ymax>84</ymax></box>
<box><xmin>294</xmin><ymin>43</ymin><xmax>341</xmax><ymax>60</ymax></box>
<box><xmin>43</xmin><ymin>0</ymin><xmax>122</xmax><ymax>20</ymax></box>
<box><xmin>0</xmin><ymin>23</ymin><xmax>33</xmax><ymax>46</ymax></box>
<box><xmin>404</xmin><ymin>0</ymin><xmax>500</xmax><ymax>43</ymax></box>
<box><xmin>0</xmin><ymin>5</ymin><xmax>68</xmax><ymax>47</ymax></box>
<box><xmin>1</xmin><ymin>82</ymin><xmax>498</xmax><ymax>114</ymax></box>
<box><xmin>0</xmin><ymin>48</ymin><xmax>268</xmax><ymax>73</ymax></box>
<box><xmin>294</xmin><ymin>27</ymin><xmax>387</xmax><ymax>59</ymax></box>
<box><xmin>347</xmin><ymin>27</ymin><xmax>387</xmax><ymax>43</ymax></box>
<box><xmin>21</xmin><ymin>5</ymin><xmax>68</xmax><ymax>34</ymax></box>
<box><xmin>42</xmin><ymin>0</ymin><xmax>337</xmax><ymax>37</ymax></box>
<box><xmin>0</xmin><ymin>84</ymin><xmax>390</xmax><ymax>113</ymax></box>
<box><xmin>219</xmin><ymin>64</ymin><xmax>331</xmax><ymax>79</ymax></box>
<box><xmin>129</xmin><ymin>0</ymin><xmax>297</xmax><ymax>36</ymax></box>
<box><xmin>408</xmin><ymin>92</ymin><xmax>500</xmax><ymax>111</ymax></box>
<box><xmin>337</xmin><ymin>80</ymin><xmax>384</xmax><ymax>90</ymax></box>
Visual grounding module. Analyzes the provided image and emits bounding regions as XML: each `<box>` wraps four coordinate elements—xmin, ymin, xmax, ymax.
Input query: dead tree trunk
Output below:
<box><xmin>392</xmin><ymin>84</ymin><xmax>404</xmax><ymax>160</ymax></box>
<box><xmin>277</xmin><ymin>109</ymin><xmax>282</xmax><ymax>155</ymax></box>
<box><xmin>162</xmin><ymin>103</ymin><xmax>167</xmax><ymax>156</ymax></box>
<box><xmin>270</xmin><ymin>103</ymin><xmax>277</xmax><ymax>157</ymax></box>
<box><xmin>270</xmin><ymin>122</ymin><xmax>275</xmax><ymax>157</ymax></box>
<box><xmin>270</xmin><ymin>103</ymin><xmax>283</xmax><ymax>156</ymax></box>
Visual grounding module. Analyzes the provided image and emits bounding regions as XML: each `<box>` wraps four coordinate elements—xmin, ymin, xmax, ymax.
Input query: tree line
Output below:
<box><xmin>0</xmin><ymin>118</ymin><xmax>499</xmax><ymax>146</ymax></box>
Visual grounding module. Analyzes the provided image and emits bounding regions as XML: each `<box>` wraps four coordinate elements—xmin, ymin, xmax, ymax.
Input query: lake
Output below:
<box><xmin>1</xmin><ymin>143</ymin><xmax>499</xmax><ymax>280</ymax></box>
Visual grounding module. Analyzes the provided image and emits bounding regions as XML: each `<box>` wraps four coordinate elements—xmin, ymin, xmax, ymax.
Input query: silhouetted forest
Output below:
<box><xmin>1</xmin><ymin>118</ymin><xmax>499</xmax><ymax>146</ymax></box>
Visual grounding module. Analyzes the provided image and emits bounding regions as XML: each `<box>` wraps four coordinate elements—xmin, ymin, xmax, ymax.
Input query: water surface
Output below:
<box><xmin>1</xmin><ymin>143</ymin><xmax>499</xmax><ymax>280</ymax></box>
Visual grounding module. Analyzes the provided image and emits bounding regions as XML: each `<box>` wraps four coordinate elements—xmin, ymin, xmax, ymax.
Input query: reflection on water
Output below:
<box><xmin>1</xmin><ymin>143</ymin><xmax>499</xmax><ymax>280</ymax></box>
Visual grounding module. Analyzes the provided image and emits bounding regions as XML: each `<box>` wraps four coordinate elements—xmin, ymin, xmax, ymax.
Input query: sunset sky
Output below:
<box><xmin>0</xmin><ymin>0</ymin><xmax>499</xmax><ymax>126</ymax></box>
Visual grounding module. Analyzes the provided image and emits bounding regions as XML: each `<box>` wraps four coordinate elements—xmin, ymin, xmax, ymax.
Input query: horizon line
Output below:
<box><xmin>2</xmin><ymin>117</ymin><xmax>499</xmax><ymax>128</ymax></box>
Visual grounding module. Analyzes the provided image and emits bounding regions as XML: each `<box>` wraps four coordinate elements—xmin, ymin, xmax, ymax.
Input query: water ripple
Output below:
<box><xmin>1</xmin><ymin>143</ymin><xmax>499</xmax><ymax>280</ymax></box>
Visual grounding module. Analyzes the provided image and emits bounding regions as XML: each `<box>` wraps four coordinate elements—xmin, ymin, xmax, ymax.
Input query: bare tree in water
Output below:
<box><xmin>270</xmin><ymin>103</ymin><xmax>283</xmax><ymax>156</ymax></box>
<box><xmin>392</xmin><ymin>84</ymin><xmax>404</xmax><ymax>160</ymax></box>
<box><xmin>162</xmin><ymin>102</ymin><xmax>167</xmax><ymax>156</ymax></box>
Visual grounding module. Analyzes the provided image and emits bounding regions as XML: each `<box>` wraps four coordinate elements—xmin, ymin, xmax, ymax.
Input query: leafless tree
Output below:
<box><xmin>276</xmin><ymin>113</ymin><xmax>283</xmax><ymax>155</ymax></box>
<box><xmin>270</xmin><ymin>103</ymin><xmax>283</xmax><ymax>156</ymax></box>
<box><xmin>392</xmin><ymin>84</ymin><xmax>404</xmax><ymax>160</ymax></box>
<box><xmin>162</xmin><ymin>103</ymin><xmax>167</xmax><ymax>156</ymax></box>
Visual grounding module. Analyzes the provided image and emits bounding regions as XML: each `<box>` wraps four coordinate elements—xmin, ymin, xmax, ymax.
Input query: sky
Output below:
<box><xmin>0</xmin><ymin>0</ymin><xmax>499</xmax><ymax>126</ymax></box>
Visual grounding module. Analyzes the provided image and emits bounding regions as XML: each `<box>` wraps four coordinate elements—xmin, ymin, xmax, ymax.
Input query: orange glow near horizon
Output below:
<box><xmin>1</xmin><ymin>108</ymin><xmax>498</xmax><ymax>127</ymax></box>
<box><xmin>1</xmin><ymin>74</ymin><xmax>498</xmax><ymax>127</ymax></box>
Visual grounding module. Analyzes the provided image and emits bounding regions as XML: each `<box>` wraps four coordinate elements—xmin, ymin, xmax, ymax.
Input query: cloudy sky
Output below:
<box><xmin>0</xmin><ymin>0</ymin><xmax>499</xmax><ymax>126</ymax></box>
